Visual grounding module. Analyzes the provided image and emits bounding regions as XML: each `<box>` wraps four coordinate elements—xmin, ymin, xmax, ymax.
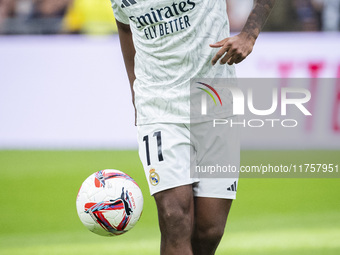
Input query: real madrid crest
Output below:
<box><xmin>149</xmin><ymin>168</ymin><xmax>160</xmax><ymax>186</ymax></box>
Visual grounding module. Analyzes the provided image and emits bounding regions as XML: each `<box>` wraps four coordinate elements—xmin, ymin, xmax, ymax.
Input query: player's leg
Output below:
<box><xmin>192</xmin><ymin>197</ymin><xmax>233</xmax><ymax>255</ymax></box>
<box><xmin>137</xmin><ymin>123</ymin><xmax>198</xmax><ymax>255</ymax></box>
<box><xmin>190</xmin><ymin>117</ymin><xmax>240</xmax><ymax>254</ymax></box>
<box><xmin>154</xmin><ymin>185</ymin><xmax>195</xmax><ymax>255</ymax></box>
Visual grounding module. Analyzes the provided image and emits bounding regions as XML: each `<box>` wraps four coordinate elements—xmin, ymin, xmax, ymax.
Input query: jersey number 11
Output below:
<box><xmin>143</xmin><ymin>131</ymin><xmax>164</xmax><ymax>166</ymax></box>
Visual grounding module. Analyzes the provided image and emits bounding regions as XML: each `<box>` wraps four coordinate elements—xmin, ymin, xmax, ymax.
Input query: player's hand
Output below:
<box><xmin>210</xmin><ymin>32</ymin><xmax>256</xmax><ymax>66</ymax></box>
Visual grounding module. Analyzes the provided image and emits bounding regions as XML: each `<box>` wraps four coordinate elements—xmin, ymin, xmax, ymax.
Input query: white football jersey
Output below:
<box><xmin>111</xmin><ymin>0</ymin><xmax>236</xmax><ymax>125</ymax></box>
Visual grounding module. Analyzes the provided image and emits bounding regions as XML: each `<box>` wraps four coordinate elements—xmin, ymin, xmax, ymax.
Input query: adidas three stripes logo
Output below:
<box><xmin>227</xmin><ymin>181</ymin><xmax>237</xmax><ymax>192</ymax></box>
<box><xmin>121</xmin><ymin>0</ymin><xmax>137</xmax><ymax>8</ymax></box>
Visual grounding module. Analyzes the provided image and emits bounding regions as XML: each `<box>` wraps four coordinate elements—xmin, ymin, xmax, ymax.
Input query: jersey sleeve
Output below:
<box><xmin>110</xmin><ymin>1</ymin><xmax>130</xmax><ymax>25</ymax></box>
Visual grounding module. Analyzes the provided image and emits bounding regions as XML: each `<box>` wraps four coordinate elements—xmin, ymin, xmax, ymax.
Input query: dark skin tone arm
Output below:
<box><xmin>116</xmin><ymin>20</ymin><xmax>137</xmax><ymax>123</ymax></box>
<box><xmin>211</xmin><ymin>0</ymin><xmax>276</xmax><ymax>66</ymax></box>
<box><xmin>116</xmin><ymin>20</ymin><xmax>136</xmax><ymax>105</ymax></box>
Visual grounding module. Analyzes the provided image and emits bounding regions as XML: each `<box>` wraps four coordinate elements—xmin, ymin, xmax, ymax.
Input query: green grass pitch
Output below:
<box><xmin>0</xmin><ymin>150</ymin><xmax>339</xmax><ymax>255</ymax></box>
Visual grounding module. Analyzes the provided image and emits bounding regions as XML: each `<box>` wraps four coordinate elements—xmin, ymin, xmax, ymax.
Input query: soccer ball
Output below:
<box><xmin>76</xmin><ymin>169</ymin><xmax>143</xmax><ymax>236</ymax></box>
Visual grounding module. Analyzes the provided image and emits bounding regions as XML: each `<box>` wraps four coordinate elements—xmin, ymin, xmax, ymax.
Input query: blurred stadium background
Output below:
<box><xmin>0</xmin><ymin>0</ymin><xmax>340</xmax><ymax>254</ymax></box>
<box><xmin>1</xmin><ymin>0</ymin><xmax>340</xmax><ymax>34</ymax></box>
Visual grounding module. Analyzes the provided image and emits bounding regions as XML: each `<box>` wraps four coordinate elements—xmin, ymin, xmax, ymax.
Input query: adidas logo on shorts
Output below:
<box><xmin>121</xmin><ymin>0</ymin><xmax>137</xmax><ymax>8</ymax></box>
<box><xmin>227</xmin><ymin>181</ymin><xmax>237</xmax><ymax>192</ymax></box>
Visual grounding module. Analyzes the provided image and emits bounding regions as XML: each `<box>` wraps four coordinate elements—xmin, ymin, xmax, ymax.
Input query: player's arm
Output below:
<box><xmin>116</xmin><ymin>20</ymin><xmax>137</xmax><ymax>123</ymax></box>
<box><xmin>211</xmin><ymin>0</ymin><xmax>275</xmax><ymax>65</ymax></box>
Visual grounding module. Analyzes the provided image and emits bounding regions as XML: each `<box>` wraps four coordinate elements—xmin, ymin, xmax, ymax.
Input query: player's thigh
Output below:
<box><xmin>194</xmin><ymin>197</ymin><xmax>232</xmax><ymax>235</ymax></box>
<box><xmin>137</xmin><ymin>123</ymin><xmax>198</xmax><ymax>196</ymax></box>
<box><xmin>154</xmin><ymin>184</ymin><xmax>195</xmax><ymax>236</ymax></box>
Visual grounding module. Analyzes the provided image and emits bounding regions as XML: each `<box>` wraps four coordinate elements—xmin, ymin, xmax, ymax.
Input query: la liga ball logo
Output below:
<box><xmin>84</xmin><ymin>187</ymin><xmax>133</xmax><ymax>235</ymax></box>
<box><xmin>76</xmin><ymin>169</ymin><xmax>143</xmax><ymax>236</ymax></box>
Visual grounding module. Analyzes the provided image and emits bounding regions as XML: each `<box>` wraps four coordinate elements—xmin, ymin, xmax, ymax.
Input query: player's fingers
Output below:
<box><xmin>233</xmin><ymin>56</ymin><xmax>244</xmax><ymax>64</ymax></box>
<box><xmin>211</xmin><ymin>43</ymin><xmax>232</xmax><ymax>65</ymax></box>
<box><xmin>211</xmin><ymin>47</ymin><xmax>227</xmax><ymax>65</ymax></box>
<box><xmin>226</xmin><ymin>57</ymin><xmax>238</xmax><ymax>65</ymax></box>
<box><xmin>232</xmin><ymin>50</ymin><xmax>250</xmax><ymax>65</ymax></box>
<box><xmin>210</xmin><ymin>42</ymin><xmax>226</xmax><ymax>48</ymax></box>
<box><xmin>225</xmin><ymin>46</ymin><xmax>250</xmax><ymax>65</ymax></box>
<box><xmin>209</xmin><ymin>44</ymin><xmax>223</xmax><ymax>48</ymax></box>
<box><xmin>209</xmin><ymin>38</ymin><xmax>228</xmax><ymax>48</ymax></box>
<box><xmin>220</xmin><ymin>47</ymin><xmax>235</xmax><ymax>65</ymax></box>
<box><xmin>227</xmin><ymin>52</ymin><xmax>245</xmax><ymax>65</ymax></box>
<box><xmin>220</xmin><ymin>54</ymin><xmax>231</xmax><ymax>65</ymax></box>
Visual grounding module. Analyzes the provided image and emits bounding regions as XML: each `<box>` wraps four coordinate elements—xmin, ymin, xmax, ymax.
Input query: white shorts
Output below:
<box><xmin>137</xmin><ymin>117</ymin><xmax>240</xmax><ymax>199</ymax></box>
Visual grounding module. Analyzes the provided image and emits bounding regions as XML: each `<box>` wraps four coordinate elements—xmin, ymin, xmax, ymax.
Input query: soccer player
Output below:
<box><xmin>111</xmin><ymin>0</ymin><xmax>275</xmax><ymax>254</ymax></box>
